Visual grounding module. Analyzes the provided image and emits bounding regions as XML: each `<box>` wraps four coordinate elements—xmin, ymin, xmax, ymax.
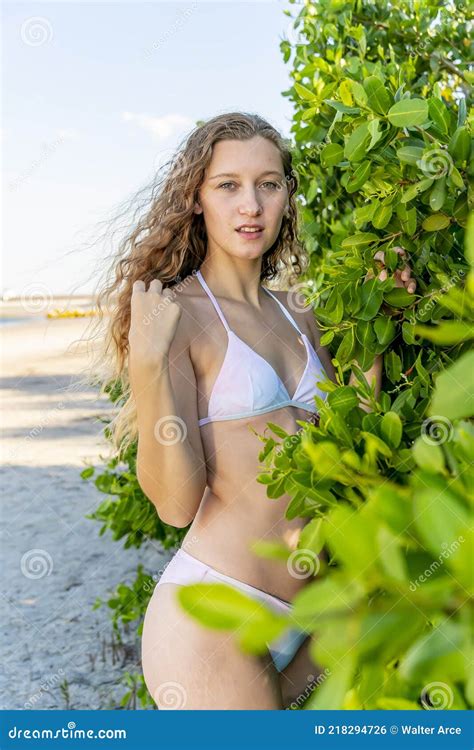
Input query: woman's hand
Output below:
<box><xmin>128</xmin><ymin>278</ymin><xmax>182</xmax><ymax>376</ymax></box>
<box><xmin>366</xmin><ymin>246</ymin><xmax>416</xmax><ymax>294</ymax></box>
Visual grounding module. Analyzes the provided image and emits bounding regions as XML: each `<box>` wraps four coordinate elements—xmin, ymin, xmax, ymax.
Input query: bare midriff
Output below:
<box><xmin>181</xmin><ymin>403</ymin><xmax>318</xmax><ymax>602</ymax></box>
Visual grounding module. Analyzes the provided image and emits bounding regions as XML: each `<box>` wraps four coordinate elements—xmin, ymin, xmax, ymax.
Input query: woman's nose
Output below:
<box><xmin>238</xmin><ymin>191</ymin><xmax>262</xmax><ymax>215</ymax></box>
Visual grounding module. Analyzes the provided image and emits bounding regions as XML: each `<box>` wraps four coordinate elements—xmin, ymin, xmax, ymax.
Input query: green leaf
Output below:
<box><xmin>422</xmin><ymin>213</ymin><xmax>451</xmax><ymax>231</ymax></box>
<box><xmin>397</xmin><ymin>146</ymin><xmax>424</xmax><ymax>165</ymax></box>
<box><xmin>328</xmin><ymin>386</ymin><xmax>359</xmax><ymax>415</ymax></box>
<box><xmin>360</xmin><ymin>431</ymin><xmax>393</xmax><ymax>458</ymax></box>
<box><xmin>398</xmin><ymin>621</ymin><xmax>464</xmax><ymax>683</ymax></box>
<box><xmin>412</xmin><ymin>437</ymin><xmax>445</xmax><ymax>473</ymax></box>
<box><xmin>385</xmin><ymin>350</ymin><xmax>402</xmax><ymax>382</ymax></box>
<box><xmin>341</xmin><ymin>232</ymin><xmax>379</xmax><ymax>248</ymax></box>
<box><xmin>355</xmin><ymin>319</ymin><xmax>376</xmax><ymax>348</ymax></box>
<box><xmin>372</xmin><ymin>203</ymin><xmax>392</xmax><ymax>229</ymax></box>
<box><xmin>429</xmin><ymin>178</ymin><xmax>447</xmax><ymax>212</ymax></box>
<box><xmin>376</xmin><ymin>698</ymin><xmax>422</xmax><ymax>710</ymax></box>
<box><xmin>374</xmin><ymin>316</ymin><xmax>396</xmax><ymax>345</ymax></box>
<box><xmin>294</xmin><ymin>82</ymin><xmax>317</xmax><ymax>101</ymax></box>
<box><xmin>321</xmin><ymin>142</ymin><xmax>344</xmax><ymax>168</ymax></box>
<box><xmin>350</xmin><ymin>80</ymin><xmax>368</xmax><ymax>107</ymax></box>
<box><xmin>384</xmin><ymin>288</ymin><xmax>416</xmax><ymax>307</ymax></box>
<box><xmin>298</xmin><ymin>517</ymin><xmax>325</xmax><ymax>556</ymax></box>
<box><xmin>346</xmin><ymin>160</ymin><xmax>371</xmax><ymax>193</ymax></box>
<box><xmin>428</xmin><ymin>97</ymin><xmax>451</xmax><ymax>135</ymax></box>
<box><xmin>466</xmin><ymin>210</ymin><xmax>474</xmax><ymax>271</ymax></box>
<box><xmin>265</xmin><ymin>422</ymin><xmax>289</xmax><ymax>439</ymax></box>
<box><xmin>306</xmin><ymin>179</ymin><xmax>318</xmax><ymax>203</ymax></box>
<box><xmin>302</xmin><ymin>439</ymin><xmax>345</xmax><ymax>480</ymax></box>
<box><xmin>448</xmin><ymin>164</ymin><xmax>465</xmax><ymax>189</ymax></box>
<box><xmin>355</xmin><ymin>278</ymin><xmax>384</xmax><ymax>320</ymax></box>
<box><xmin>401</xmin><ymin>177</ymin><xmax>434</xmax><ymax>203</ymax></box>
<box><xmin>381</xmin><ymin>411</ymin><xmax>403</xmax><ymax>448</ymax></box>
<box><xmin>376</xmin><ymin>525</ymin><xmax>408</xmax><ymax>581</ymax></box>
<box><xmin>319</xmin><ymin>330</ymin><xmax>334</xmax><ymax>346</ymax></box>
<box><xmin>327</xmin><ymin>503</ymin><xmax>382</xmax><ymax>572</ymax></box>
<box><xmin>414</xmin><ymin>321</ymin><xmax>474</xmax><ymax>345</ymax></box>
<box><xmin>387</xmin><ymin>98</ymin><xmax>429</xmax><ymax>127</ymax></box>
<box><xmin>292</xmin><ymin>574</ymin><xmax>364</xmax><ymax>620</ymax></box>
<box><xmin>344</xmin><ymin>121</ymin><xmax>370</xmax><ymax>162</ymax></box>
<box><xmin>178</xmin><ymin>582</ymin><xmax>278</xmax><ymax>630</ymax></box>
<box><xmin>363</xmin><ymin>76</ymin><xmax>392</xmax><ymax>115</ymax></box>
<box><xmin>305</xmin><ymin>656</ymin><xmax>356</xmax><ymax>710</ymax></box>
<box><xmin>448</xmin><ymin>126</ymin><xmax>471</xmax><ymax>163</ymax></box>
<box><xmin>402</xmin><ymin>321</ymin><xmax>417</xmax><ymax>344</ymax></box>
<box><xmin>414</xmin><ymin>483</ymin><xmax>469</xmax><ymax>559</ymax></box>
<box><xmin>429</xmin><ymin>351</ymin><xmax>474</xmax><ymax>420</ymax></box>
<box><xmin>336</xmin><ymin>327</ymin><xmax>356</xmax><ymax>362</ymax></box>
<box><xmin>396</xmin><ymin>204</ymin><xmax>417</xmax><ymax>235</ymax></box>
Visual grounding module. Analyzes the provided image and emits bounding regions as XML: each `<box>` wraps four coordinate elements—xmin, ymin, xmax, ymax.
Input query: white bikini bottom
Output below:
<box><xmin>155</xmin><ymin>547</ymin><xmax>308</xmax><ymax>672</ymax></box>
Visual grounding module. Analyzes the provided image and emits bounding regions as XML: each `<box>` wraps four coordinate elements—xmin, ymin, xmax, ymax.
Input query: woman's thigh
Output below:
<box><xmin>278</xmin><ymin>635</ymin><xmax>325</xmax><ymax>709</ymax></box>
<box><xmin>141</xmin><ymin>582</ymin><xmax>284</xmax><ymax>710</ymax></box>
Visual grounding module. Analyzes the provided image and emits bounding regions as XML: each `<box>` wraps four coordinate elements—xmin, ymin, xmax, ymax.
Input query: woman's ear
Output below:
<box><xmin>194</xmin><ymin>202</ymin><xmax>203</xmax><ymax>215</ymax></box>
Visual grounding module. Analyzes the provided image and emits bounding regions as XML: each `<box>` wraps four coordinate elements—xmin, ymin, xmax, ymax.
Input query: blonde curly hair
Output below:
<box><xmin>75</xmin><ymin>111</ymin><xmax>308</xmax><ymax>455</ymax></box>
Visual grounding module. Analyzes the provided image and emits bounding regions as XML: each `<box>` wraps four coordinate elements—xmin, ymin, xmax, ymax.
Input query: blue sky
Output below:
<box><xmin>3</xmin><ymin>1</ymin><xmax>299</xmax><ymax>297</ymax></box>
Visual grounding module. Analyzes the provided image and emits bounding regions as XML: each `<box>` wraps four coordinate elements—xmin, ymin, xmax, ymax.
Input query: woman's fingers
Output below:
<box><xmin>372</xmin><ymin>246</ymin><xmax>416</xmax><ymax>291</ymax></box>
<box><xmin>393</xmin><ymin>268</ymin><xmax>416</xmax><ymax>292</ymax></box>
<box><xmin>400</xmin><ymin>266</ymin><xmax>411</xmax><ymax>282</ymax></box>
<box><xmin>148</xmin><ymin>278</ymin><xmax>163</xmax><ymax>294</ymax></box>
<box><xmin>132</xmin><ymin>280</ymin><xmax>146</xmax><ymax>295</ymax></box>
<box><xmin>393</xmin><ymin>246</ymin><xmax>407</xmax><ymax>257</ymax></box>
<box><xmin>132</xmin><ymin>278</ymin><xmax>164</xmax><ymax>295</ymax></box>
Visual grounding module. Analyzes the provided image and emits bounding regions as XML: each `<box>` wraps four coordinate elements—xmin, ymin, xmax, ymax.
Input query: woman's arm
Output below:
<box><xmin>129</xmin><ymin>286</ymin><xmax>207</xmax><ymax>528</ymax></box>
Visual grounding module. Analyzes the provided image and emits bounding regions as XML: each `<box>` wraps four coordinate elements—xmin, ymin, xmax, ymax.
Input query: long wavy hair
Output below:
<box><xmin>77</xmin><ymin>111</ymin><xmax>308</xmax><ymax>454</ymax></box>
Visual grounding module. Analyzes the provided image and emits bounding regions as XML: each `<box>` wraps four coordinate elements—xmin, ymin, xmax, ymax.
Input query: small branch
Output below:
<box><xmin>435</xmin><ymin>54</ymin><xmax>469</xmax><ymax>82</ymax></box>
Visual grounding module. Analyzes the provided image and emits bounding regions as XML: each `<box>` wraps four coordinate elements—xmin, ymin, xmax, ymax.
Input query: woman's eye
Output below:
<box><xmin>219</xmin><ymin>181</ymin><xmax>279</xmax><ymax>190</ymax></box>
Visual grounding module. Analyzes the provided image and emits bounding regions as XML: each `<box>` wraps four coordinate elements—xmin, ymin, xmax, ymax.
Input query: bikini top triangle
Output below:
<box><xmin>195</xmin><ymin>269</ymin><xmax>327</xmax><ymax>427</ymax></box>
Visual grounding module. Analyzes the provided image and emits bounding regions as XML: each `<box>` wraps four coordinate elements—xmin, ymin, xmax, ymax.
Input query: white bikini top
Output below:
<box><xmin>196</xmin><ymin>270</ymin><xmax>327</xmax><ymax>427</ymax></box>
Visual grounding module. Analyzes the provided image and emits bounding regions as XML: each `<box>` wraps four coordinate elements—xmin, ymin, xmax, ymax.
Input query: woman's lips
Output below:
<box><xmin>235</xmin><ymin>228</ymin><xmax>264</xmax><ymax>240</ymax></box>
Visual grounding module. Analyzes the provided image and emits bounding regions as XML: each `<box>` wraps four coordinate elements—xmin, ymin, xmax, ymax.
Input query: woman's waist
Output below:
<box><xmin>180</xmin><ymin>517</ymin><xmax>312</xmax><ymax>603</ymax></box>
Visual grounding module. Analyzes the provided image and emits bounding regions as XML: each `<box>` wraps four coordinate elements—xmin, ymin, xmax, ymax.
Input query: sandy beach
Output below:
<box><xmin>0</xmin><ymin>307</ymin><xmax>168</xmax><ymax>709</ymax></box>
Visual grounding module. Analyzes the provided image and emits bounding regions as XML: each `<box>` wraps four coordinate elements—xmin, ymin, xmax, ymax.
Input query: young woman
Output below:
<box><xmin>94</xmin><ymin>112</ymin><xmax>414</xmax><ymax>710</ymax></box>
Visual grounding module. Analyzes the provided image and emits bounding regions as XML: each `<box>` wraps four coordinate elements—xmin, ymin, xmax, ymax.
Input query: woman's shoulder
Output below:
<box><xmin>268</xmin><ymin>287</ymin><xmax>322</xmax><ymax>350</ymax></box>
<box><xmin>164</xmin><ymin>273</ymin><xmax>207</xmax><ymax>345</ymax></box>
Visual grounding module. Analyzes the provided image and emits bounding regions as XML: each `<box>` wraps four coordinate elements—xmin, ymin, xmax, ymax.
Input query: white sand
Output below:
<box><xmin>0</xmin><ymin>315</ymin><xmax>167</xmax><ymax>709</ymax></box>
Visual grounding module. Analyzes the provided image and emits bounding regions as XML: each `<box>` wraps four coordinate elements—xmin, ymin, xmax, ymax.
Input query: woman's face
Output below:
<box><xmin>195</xmin><ymin>135</ymin><xmax>290</xmax><ymax>260</ymax></box>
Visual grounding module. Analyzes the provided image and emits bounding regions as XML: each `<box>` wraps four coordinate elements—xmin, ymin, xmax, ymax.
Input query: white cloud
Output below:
<box><xmin>121</xmin><ymin>112</ymin><xmax>194</xmax><ymax>141</ymax></box>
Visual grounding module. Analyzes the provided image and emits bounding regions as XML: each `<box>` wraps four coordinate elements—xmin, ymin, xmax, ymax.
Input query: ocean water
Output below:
<box><xmin>0</xmin><ymin>317</ymin><xmax>31</xmax><ymax>327</ymax></box>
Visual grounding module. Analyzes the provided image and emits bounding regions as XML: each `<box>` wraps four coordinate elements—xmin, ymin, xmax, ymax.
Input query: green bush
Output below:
<box><xmin>176</xmin><ymin>0</ymin><xmax>473</xmax><ymax>710</ymax></box>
